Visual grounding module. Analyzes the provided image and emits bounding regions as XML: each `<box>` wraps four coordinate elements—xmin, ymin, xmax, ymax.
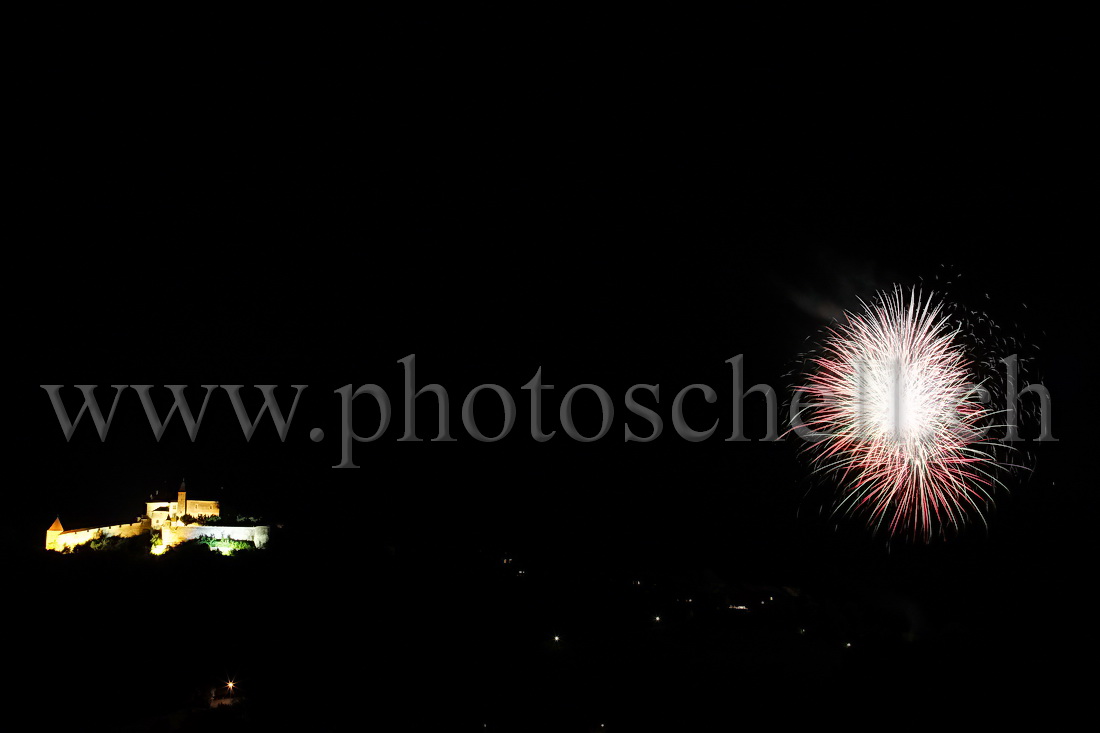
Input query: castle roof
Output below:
<box><xmin>49</xmin><ymin>517</ymin><xmax>63</xmax><ymax>532</ymax></box>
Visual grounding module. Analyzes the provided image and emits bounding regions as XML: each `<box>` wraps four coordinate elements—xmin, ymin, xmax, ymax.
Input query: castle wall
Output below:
<box><xmin>51</xmin><ymin>519</ymin><xmax>150</xmax><ymax>551</ymax></box>
<box><xmin>162</xmin><ymin>524</ymin><xmax>269</xmax><ymax>549</ymax></box>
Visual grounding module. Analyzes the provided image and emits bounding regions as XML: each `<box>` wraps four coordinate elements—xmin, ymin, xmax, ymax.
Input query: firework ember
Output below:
<box><xmin>796</xmin><ymin>287</ymin><xmax>1000</xmax><ymax>541</ymax></box>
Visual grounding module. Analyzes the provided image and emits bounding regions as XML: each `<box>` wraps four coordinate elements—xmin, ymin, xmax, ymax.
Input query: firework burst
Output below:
<box><xmin>795</xmin><ymin>287</ymin><xmax>1002</xmax><ymax>541</ymax></box>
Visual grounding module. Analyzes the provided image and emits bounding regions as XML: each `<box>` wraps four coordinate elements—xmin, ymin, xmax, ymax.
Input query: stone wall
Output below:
<box><xmin>162</xmin><ymin>524</ymin><xmax>269</xmax><ymax>549</ymax></box>
<box><xmin>51</xmin><ymin>519</ymin><xmax>150</xmax><ymax>551</ymax></box>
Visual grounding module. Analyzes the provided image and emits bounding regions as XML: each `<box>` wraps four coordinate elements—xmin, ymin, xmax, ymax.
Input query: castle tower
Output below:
<box><xmin>178</xmin><ymin>479</ymin><xmax>187</xmax><ymax>519</ymax></box>
<box><xmin>46</xmin><ymin>517</ymin><xmax>63</xmax><ymax>551</ymax></box>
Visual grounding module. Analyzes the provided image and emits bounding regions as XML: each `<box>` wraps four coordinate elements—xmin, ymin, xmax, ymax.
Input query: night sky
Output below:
<box><xmin>10</xmin><ymin>46</ymin><xmax>1093</xmax><ymax>730</ymax></box>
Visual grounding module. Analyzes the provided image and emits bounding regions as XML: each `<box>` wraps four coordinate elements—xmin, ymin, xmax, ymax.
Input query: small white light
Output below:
<box><xmin>553</xmin><ymin>636</ymin><xmax>559</xmax><ymax>642</ymax></box>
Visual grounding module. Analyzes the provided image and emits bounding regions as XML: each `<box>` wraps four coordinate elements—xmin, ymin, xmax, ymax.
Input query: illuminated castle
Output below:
<box><xmin>46</xmin><ymin>480</ymin><xmax>269</xmax><ymax>553</ymax></box>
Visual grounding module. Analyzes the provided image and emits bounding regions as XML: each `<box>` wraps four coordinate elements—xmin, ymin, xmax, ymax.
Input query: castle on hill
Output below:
<box><xmin>46</xmin><ymin>480</ymin><xmax>269</xmax><ymax>553</ymax></box>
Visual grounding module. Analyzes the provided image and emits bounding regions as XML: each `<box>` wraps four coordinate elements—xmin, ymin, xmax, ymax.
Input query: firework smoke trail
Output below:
<box><xmin>796</xmin><ymin>287</ymin><xmax>1002</xmax><ymax>541</ymax></box>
